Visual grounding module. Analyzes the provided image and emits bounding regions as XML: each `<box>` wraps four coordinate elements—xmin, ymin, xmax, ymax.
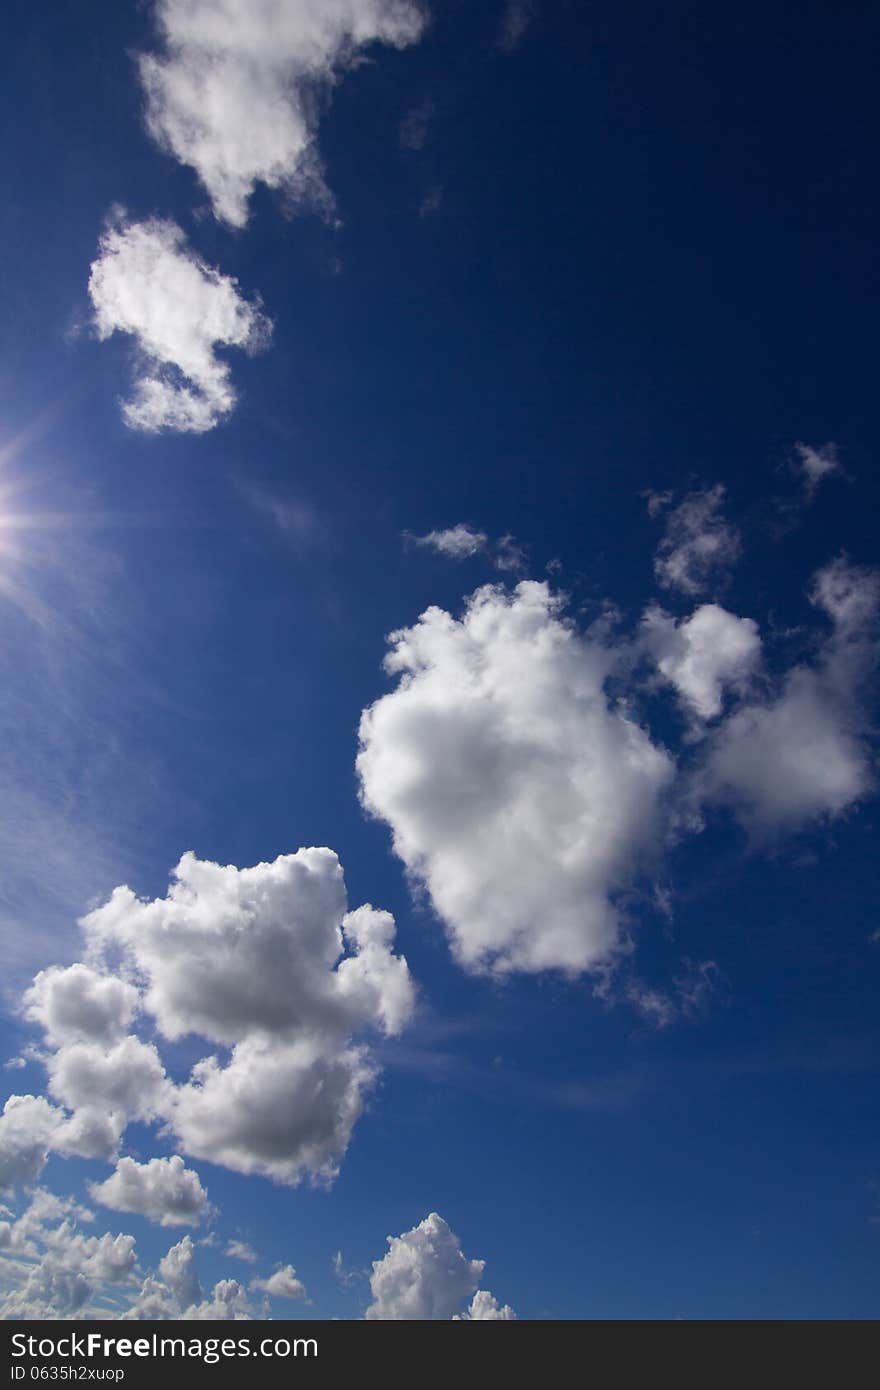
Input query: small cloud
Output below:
<box><xmin>494</xmin><ymin>534</ymin><xmax>527</xmax><ymax>573</ymax></box>
<box><xmin>250</xmin><ymin>1264</ymin><xmax>306</xmax><ymax>1300</ymax></box>
<box><xmin>497</xmin><ymin>0</ymin><xmax>538</xmax><ymax>54</ymax></box>
<box><xmin>225</xmin><ymin>1239</ymin><xmax>257</xmax><ymax>1264</ymax></box>
<box><xmin>650</xmin><ymin>484</ymin><xmax>741</xmax><ymax>595</ymax></box>
<box><xmin>406</xmin><ymin>525</ymin><xmax>527</xmax><ymax>570</ymax></box>
<box><xmin>88</xmin><ymin>212</ymin><xmax>271</xmax><ymax>434</ymax></box>
<box><xmin>3</xmin><ymin>1058</ymin><xmax>26</xmax><ymax>1071</ymax></box>
<box><xmin>792</xmin><ymin>441</ymin><xmax>842</xmax><ymax>500</ymax></box>
<box><xmin>409</xmin><ymin>524</ymin><xmax>488</xmax><ymax>559</ymax></box>
<box><xmin>399</xmin><ymin>97</ymin><xmax>435</xmax><ymax>151</ymax></box>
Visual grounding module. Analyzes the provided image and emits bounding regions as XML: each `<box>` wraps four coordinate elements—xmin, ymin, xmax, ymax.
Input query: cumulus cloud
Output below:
<box><xmin>642</xmin><ymin>603</ymin><xmax>761</xmax><ymax>721</ymax></box>
<box><xmin>700</xmin><ymin>558</ymin><xmax>879</xmax><ymax>833</ymax></box>
<box><xmin>89</xmin><ymin>214</ymin><xmax>271</xmax><ymax>433</ymax></box>
<box><xmin>10</xmin><ymin>847</ymin><xmax>411</xmax><ymax>1190</ymax></box>
<box><xmin>358</xmin><ymin>581</ymin><xmax>673</xmax><ymax>974</ymax></box>
<box><xmin>89</xmin><ymin>1156</ymin><xmax>211</xmax><ymax>1228</ymax></box>
<box><xmin>652</xmin><ymin>485</ymin><xmax>741</xmax><ymax>595</ymax></box>
<box><xmin>0</xmin><ymin>1096</ymin><xmax>63</xmax><ymax>1193</ymax></box>
<box><xmin>46</xmin><ymin>1035</ymin><xmax>170</xmax><ymax>1162</ymax></box>
<box><xmin>366</xmin><ymin>1212</ymin><xmax>513</xmax><ymax>1320</ymax></box>
<box><xmin>0</xmin><ymin>1192</ymin><xmax>291</xmax><ymax>1321</ymax></box>
<box><xmin>139</xmin><ymin>0</ymin><xmax>427</xmax><ymax>227</ymax></box>
<box><xmin>23</xmin><ymin>964</ymin><xmax>139</xmax><ymax>1048</ymax></box>
<box><xmin>123</xmin><ymin>1235</ymin><xmax>256</xmax><ymax>1321</ymax></box>
<box><xmin>0</xmin><ymin>1189</ymin><xmax>137</xmax><ymax>1319</ymax></box>
<box><xmin>250</xmin><ymin>1264</ymin><xmax>306</xmax><ymax>1299</ymax></box>
<box><xmin>168</xmin><ymin>1033</ymin><xmax>374</xmax><ymax>1184</ymax></box>
<box><xmin>458</xmin><ymin>1288</ymin><xmax>517</xmax><ymax>1319</ymax></box>
<box><xmin>793</xmin><ymin>441</ymin><xmax>841</xmax><ymax>499</ymax></box>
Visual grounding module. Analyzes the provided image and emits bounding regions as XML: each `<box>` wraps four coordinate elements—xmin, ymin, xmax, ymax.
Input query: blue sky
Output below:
<box><xmin>0</xmin><ymin>0</ymin><xmax>878</xmax><ymax>1320</ymax></box>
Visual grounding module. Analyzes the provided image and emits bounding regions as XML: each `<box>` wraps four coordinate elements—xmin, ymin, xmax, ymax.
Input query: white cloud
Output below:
<box><xmin>0</xmin><ymin>1095</ymin><xmax>63</xmax><ymax>1193</ymax></box>
<box><xmin>793</xmin><ymin>441</ymin><xmax>841</xmax><ymax>498</ymax></box>
<box><xmin>82</xmin><ymin>849</ymin><xmax>411</xmax><ymax>1047</ymax></box>
<box><xmin>89</xmin><ymin>214</ymin><xmax>271</xmax><ymax>433</ymax></box>
<box><xmin>458</xmin><ymin>1288</ymin><xmax>517</xmax><ymax>1319</ymax></box>
<box><xmin>652</xmin><ymin>485</ymin><xmax>741</xmax><ymax>595</ymax></box>
<box><xmin>358</xmin><ymin>581</ymin><xmax>673</xmax><ymax>974</ymax></box>
<box><xmin>140</xmin><ymin>0</ymin><xmax>427</xmax><ymax>227</ymax></box>
<box><xmin>642</xmin><ymin>602</ymin><xmax>761</xmax><ymax>721</ymax></box>
<box><xmin>169</xmin><ymin>1033</ymin><xmax>374</xmax><ymax>1185</ymax></box>
<box><xmin>89</xmin><ymin>1155</ymin><xmax>211</xmax><ymax>1228</ymax></box>
<box><xmin>23</xmin><ymin>964</ymin><xmax>139</xmax><ymax>1049</ymax></box>
<box><xmin>408</xmin><ymin>525</ymin><xmax>527</xmax><ymax>571</ymax></box>
<box><xmin>123</xmin><ymin>1235</ymin><xmax>255</xmax><ymax>1320</ymax></box>
<box><xmin>78</xmin><ymin>847</ymin><xmax>413</xmax><ymax>1184</ymax></box>
<box><xmin>412</xmin><ymin>524</ymin><xmax>488</xmax><ymax>559</ymax></box>
<box><xmin>45</xmin><ymin>1035</ymin><xmax>170</xmax><ymax>1162</ymax></box>
<box><xmin>251</xmin><ymin>1264</ymin><xmax>306</xmax><ymax>1299</ymax></box>
<box><xmin>0</xmin><ymin>1189</ymin><xmax>137</xmax><ymax>1319</ymax></box>
<box><xmin>13</xmin><ymin>846</ymin><xmax>411</xmax><ymax>1189</ymax></box>
<box><xmin>366</xmin><ymin>1212</ymin><xmax>513</xmax><ymax>1320</ymax></box>
<box><xmin>226</xmin><ymin>1239</ymin><xmax>257</xmax><ymax>1263</ymax></box>
<box><xmin>0</xmin><ymin>1193</ymin><xmax>279</xmax><ymax>1321</ymax></box>
<box><xmin>157</xmin><ymin>1234</ymin><xmax>202</xmax><ymax>1310</ymax></box>
<box><xmin>700</xmin><ymin>558</ymin><xmax>879</xmax><ymax>833</ymax></box>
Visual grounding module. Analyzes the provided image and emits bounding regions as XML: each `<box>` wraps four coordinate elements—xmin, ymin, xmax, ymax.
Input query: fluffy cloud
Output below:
<box><xmin>46</xmin><ymin>1035</ymin><xmax>170</xmax><ymax>1162</ymax></box>
<box><xmin>700</xmin><ymin>558</ymin><xmax>879</xmax><ymax>833</ymax></box>
<box><xmin>652</xmin><ymin>485</ymin><xmax>741</xmax><ymax>594</ymax></box>
<box><xmin>459</xmin><ymin>1289</ymin><xmax>517</xmax><ymax>1319</ymax></box>
<box><xmin>168</xmin><ymin>1033</ymin><xmax>374</xmax><ymax>1184</ymax></box>
<box><xmin>11</xmin><ymin>847</ymin><xmax>411</xmax><ymax>1189</ymax></box>
<box><xmin>82</xmin><ymin>849</ymin><xmax>412</xmax><ymax>1046</ymax></box>
<box><xmin>642</xmin><ymin>602</ymin><xmax>761</xmax><ymax>720</ymax></box>
<box><xmin>0</xmin><ymin>1192</ymin><xmax>294</xmax><ymax>1321</ymax></box>
<box><xmin>123</xmin><ymin>1235</ymin><xmax>255</xmax><ymax>1320</ymax></box>
<box><xmin>23</xmin><ymin>964</ymin><xmax>139</xmax><ymax>1048</ymax></box>
<box><xmin>0</xmin><ymin>1096</ymin><xmax>63</xmax><ymax>1193</ymax></box>
<box><xmin>250</xmin><ymin>1264</ymin><xmax>306</xmax><ymax>1299</ymax></box>
<box><xmin>140</xmin><ymin>0</ymin><xmax>426</xmax><ymax>227</ymax></box>
<box><xmin>89</xmin><ymin>214</ymin><xmax>271</xmax><ymax>433</ymax></box>
<box><xmin>89</xmin><ymin>1156</ymin><xmax>211</xmax><ymax>1228</ymax></box>
<box><xmin>77</xmin><ymin>847</ymin><xmax>413</xmax><ymax>1184</ymax></box>
<box><xmin>358</xmin><ymin>581</ymin><xmax>673</xmax><ymax>974</ymax></box>
<box><xmin>365</xmin><ymin>1212</ymin><xmax>514</xmax><ymax>1320</ymax></box>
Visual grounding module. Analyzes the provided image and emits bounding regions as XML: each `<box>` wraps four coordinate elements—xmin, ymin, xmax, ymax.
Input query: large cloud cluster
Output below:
<box><xmin>140</xmin><ymin>0</ymin><xmax>427</xmax><ymax>227</ymax></box>
<box><xmin>0</xmin><ymin>1194</ymin><xmax>280</xmax><ymax>1320</ymax></box>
